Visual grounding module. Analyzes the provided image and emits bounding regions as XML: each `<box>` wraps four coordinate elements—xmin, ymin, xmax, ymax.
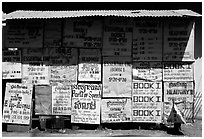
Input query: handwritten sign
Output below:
<box><xmin>133</xmin><ymin>20</ymin><xmax>162</xmax><ymax>61</ymax></box>
<box><xmin>78</xmin><ymin>49</ymin><xmax>101</xmax><ymax>81</ymax></box>
<box><xmin>2</xmin><ymin>83</ymin><xmax>33</xmax><ymax>125</ymax></box>
<box><xmin>133</xmin><ymin>62</ymin><xmax>162</xmax><ymax>81</ymax></box>
<box><xmin>2</xmin><ymin>49</ymin><xmax>22</xmax><ymax>79</ymax></box>
<box><xmin>63</xmin><ymin>18</ymin><xmax>102</xmax><ymax>48</ymax></box>
<box><xmin>103</xmin><ymin>57</ymin><xmax>132</xmax><ymax>97</ymax></box>
<box><xmin>101</xmin><ymin>98</ymin><xmax>132</xmax><ymax>123</ymax></box>
<box><xmin>163</xmin><ymin>62</ymin><xmax>194</xmax><ymax>81</ymax></box>
<box><xmin>5</xmin><ymin>20</ymin><xmax>43</xmax><ymax>48</ymax></box>
<box><xmin>163</xmin><ymin>19</ymin><xmax>194</xmax><ymax>61</ymax></box>
<box><xmin>52</xmin><ymin>85</ymin><xmax>72</xmax><ymax>115</ymax></box>
<box><xmin>103</xmin><ymin>17</ymin><xmax>132</xmax><ymax>56</ymax></box>
<box><xmin>132</xmin><ymin>82</ymin><xmax>162</xmax><ymax>123</ymax></box>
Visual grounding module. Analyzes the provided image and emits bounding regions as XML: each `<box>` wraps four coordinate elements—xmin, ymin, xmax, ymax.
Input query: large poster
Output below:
<box><xmin>2</xmin><ymin>83</ymin><xmax>33</xmax><ymax>125</ymax></box>
<box><xmin>163</xmin><ymin>19</ymin><xmax>194</xmax><ymax>61</ymax></box>
<box><xmin>163</xmin><ymin>62</ymin><xmax>194</xmax><ymax>81</ymax></box>
<box><xmin>132</xmin><ymin>82</ymin><xmax>162</xmax><ymax>123</ymax></box>
<box><xmin>78</xmin><ymin>49</ymin><xmax>101</xmax><ymax>81</ymax></box>
<box><xmin>101</xmin><ymin>98</ymin><xmax>132</xmax><ymax>123</ymax></box>
<box><xmin>2</xmin><ymin>49</ymin><xmax>22</xmax><ymax>79</ymax></box>
<box><xmin>71</xmin><ymin>84</ymin><xmax>101</xmax><ymax>124</ymax></box>
<box><xmin>133</xmin><ymin>62</ymin><xmax>162</xmax><ymax>81</ymax></box>
<box><xmin>133</xmin><ymin>20</ymin><xmax>162</xmax><ymax>61</ymax></box>
<box><xmin>103</xmin><ymin>17</ymin><xmax>133</xmax><ymax>56</ymax></box>
<box><xmin>63</xmin><ymin>18</ymin><xmax>102</xmax><ymax>48</ymax></box>
<box><xmin>5</xmin><ymin>20</ymin><xmax>43</xmax><ymax>48</ymax></box>
<box><xmin>103</xmin><ymin>57</ymin><xmax>132</xmax><ymax>97</ymax></box>
<box><xmin>52</xmin><ymin>85</ymin><xmax>72</xmax><ymax>115</ymax></box>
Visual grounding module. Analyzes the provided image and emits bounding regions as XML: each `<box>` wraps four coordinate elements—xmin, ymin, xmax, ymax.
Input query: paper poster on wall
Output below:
<box><xmin>3</xmin><ymin>49</ymin><xmax>22</xmax><ymax>79</ymax></box>
<box><xmin>163</xmin><ymin>62</ymin><xmax>194</xmax><ymax>81</ymax></box>
<box><xmin>133</xmin><ymin>20</ymin><xmax>162</xmax><ymax>61</ymax></box>
<box><xmin>71</xmin><ymin>84</ymin><xmax>101</xmax><ymax>124</ymax></box>
<box><xmin>103</xmin><ymin>57</ymin><xmax>132</xmax><ymax>97</ymax></box>
<box><xmin>52</xmin><ymin>85</ymin><xmax>72</xmax><ymax>115</ymax></box>
<box><xmin>133</xmin><ymin>62</ymin><xmax>162</xmax><ymax>81</ymax></box>
<box><xmin>5</xmin><ymin>20</ymin><xmax>43</xmax><ymax>48</ymax></box>
<box><xmin>2</xmin><ymin>83</ymin><xmax>33</xmax><ymax>125</ymax></box>
<box><xmin>101</xmin><ymin>98</ymin><xmax>132</xmax><ymax>123</ymax></box>
<box><xmin>78</xmin><ymin>49</ymin><xmax>101</xmax><ymax>81</ymax></box>
<box><xmin>132</xmin><ymin>82</ymin><xmax>162</xmax><ymax>123</ymax></box>
<box><xmin>35</xmin><ymin>86</ymin><xmax>52</xmax><ymax>115</ymax></box>
<box><xmin>63</xmin><ymin>18</ymin><xmax>102</xmax><ymax>48</ymax></box>
<box><xmin>103</xmin><ymin>17</ymin><xmax>133</xmax><ymax>56</ymax></box>
<box><xmin>163</xmin><ymin>19</ymin><xmax>194</xmax><ymax>61</ymax></box>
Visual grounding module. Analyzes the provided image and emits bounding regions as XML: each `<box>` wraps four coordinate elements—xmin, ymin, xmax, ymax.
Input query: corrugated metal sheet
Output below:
<box><xmin>3</xmin><ymin>10</ymin><xmax>201</xmax><ymax>20</ymax></box>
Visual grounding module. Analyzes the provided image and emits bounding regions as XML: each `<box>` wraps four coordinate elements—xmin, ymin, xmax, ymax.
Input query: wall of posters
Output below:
<box><xmin>2</xmin><ymin>83</ymin><xmax>33</xmax><ymax>125</ymax></box>
<box><xmin>78</xmin><ymin>49</ymin><xmax>101</xmax><ymax>81</ymax></box>
<box><xmin>103</xmin><ymin>57</ymin><xmax>132</xmax><ymax>97</ymax></box>
<box><xmin>132</xmin><ymin>82</ymin><xmax>162</xmax><ymax>123</ymax></box>
<box><xmin>71</xmin><ymin>84</ymin><xmax>101</xmax><ymax>124</ymax></box>
<box><xmin>133</xmin><ymin>20</ymin><xmax>162</xmax><ymax>61</ymax></box>
<box><xmin>52</xmin><ymin>85</ymin><xmax>72</xmax><ymax>115</ymax></box>
<box><xmin>101</xmin><ymin>98</ymin><xmax>132</xmax><ymax>123</ymax></box>
<box><xmin>103</xmin><ymin>17</ymin><xmax>132</xmax><ymax>56</ymax></box>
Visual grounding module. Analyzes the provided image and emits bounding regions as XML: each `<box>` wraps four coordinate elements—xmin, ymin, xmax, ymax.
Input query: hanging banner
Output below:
<box><xmin>78</xmin><ymin>49</ymin><xmax>101</xmax><ymax>81</ymax></box>
<box><xmin>103</xmin><ymin>57</ymin><xmax>132</xmax><ymax>97</ymax></box>
<box><xmin>133</xmin><ymin>20</ymin><xmax>162</xmax><ymax>61</ymax></box>
<box><xmin>163</xmin><ymin>62</ymin><xmax>194</xmax><ymax>81</ymax></box>
<box><xmin>133</xmin><ymin>62</ymin><xmax>162</xmax><ymax>81</ymax></box>
<box><xmin>2</xmin><ymin>49</ymin><xmax>22</xmax><ymax>79</ymax></box>
<box><xmin>101</xmin><ymin>98</ymin><xmax>132</xmax><ymax>123</ymax></box>
<box><xmin>132</xmin><ymin>82</ymin><xmax>162</xmax><ymax>123</ymax></box>
<box><xmin>52</xmin><ymin>85</ymin><xmax>72</xmax><ymax>115</ymax></box>
<box><xmin>103</xmin><ymin>17</ymin><xmax>133</xmax><ymax>56</ymax></box>
<box><xmin>63</xmin><ymin>18</ymin><xmax>102</xmax><ymax>48</ymax></box>
<box><xmin>2</xmin><ymin>83</ymin><xmax>33</xmax><ymax>125</ymax></box>
<box><xmin>5</xmin><ymin>20</ymin><xmax>43</xmax><ymax>48</ymax></box>
<box><xmin>44</xmin><ymin>20</ymin><xmax>62</xmax><ymax>47</ymax></box>
<box><xmin>163</xmin><ymin>19</ymin><xmax>194</xmax><ymax>61</ymax></box>
<box><xmin>35</xmin><ymin>86</ymin><xmax>52</xmax><ymax>115</ymax></box>
<box><xmin>71</xmin><ymin>84</ymin><xmax>101</xmax><ymax>124</ymax></box>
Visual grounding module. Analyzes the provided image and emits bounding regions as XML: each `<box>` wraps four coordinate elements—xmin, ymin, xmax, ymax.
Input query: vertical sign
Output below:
<box><xmin>101</xmin><ymin>98</ymin><xmax>132</xmax><ymax>123</ymax></box>
<box><xmin>2</xmin><ymin>49</ymin><xmax>22</xmax><ymax>79</ymax></box>
<box><xmin>103</xmin><ymin>57</ymin><xmax>132</xmax><ymax>97</ymax></box>
<box><xmin>103</xmin><ymin>17</ymin><xmax>132</xmax><ymax>56</ymax></box>
<box><xmin>2</xmin><ymin>83</ymin><xmax>33</xmax><ymax>125</ymax></box>
<box><xmin>52</xmin><ymin>85</ymin><xmax>72</xmax><ymax>115</ymax></box>
<box><xmin>78</xmin><ymin>49</ymin><xmax>101</xmax><ymax>81</ymax></box>
<box><xmin>132</xmin><ymin>82</ymin><xmax>162</xmax><ymax>123</ymax></box>
<box><xmin>63</xmin><ymin>18</ymin><xmax>102</xmax><ymax>48</ymax></box>
<box><xmin>71</xmin><ymin>84</ymin><xmax>101</xmax><ymax>124</ymax></box>
<box><xmin>133</xmin><ymin>20</ymin><xmax>162</xmax><ymax>61</ymax></box>
<box><xmin>164</xmin><ymin>19</ymin><xmax>194</xmax><ymax>61</ymax></box>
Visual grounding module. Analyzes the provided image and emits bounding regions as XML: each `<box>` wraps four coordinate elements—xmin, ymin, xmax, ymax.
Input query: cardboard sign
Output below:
<box><xmin>132</xmin><ymin>82</ymin><xmax>162</xmax><ymax>123</ymax></box>
<box><xmin>2</xmin><ymin>83</ymin><xmax>33</xmax><ymax>125</ymax></box>
<box><xmin>103</xmin><ymin>57</ymin><xmax>132</xmax><ymax>97</ymax></box>
<box><xmin>101</xmin><ymin>98</ymin><xmax>132</xmax><ymax>123</ymax></box>
<box><xmin>133</xmin><ymin>62</ymin><xmax>162</xmax><ymax>81</ymax></box>
<box><xmin>5</xmin><ymin>20</ymin><xmax>43</xmax><ymax>48</ymax></box>
<box><xmin>163</xmin><ymin>19</ymin><xmax>194</xmax><ymax>61</ymax></box>
<box><xmin>71</xmin><ymin>84</ymin><xmax>101</xmax><ymax>124</ymax></box>
<box><xmin>133</xmin><ymin>20</ymin><xmax>162</xmax><ymax>61</ymax></box>
<box><xmin>78</xmin><ymin>49</ymin><xmax>101</xmax><ymax>81</ymax></box>
<box><xmin>2</xmin><ymin>49</ymin><xmax>22</xmax><ymax>79</ymax></box>
<box><xmin>103</xmin><ymin>17</ymin><xmax>133</xmax><ymax>56</ymax></box>
<box><xmin>52</xmin><ymin>85</ymin><xmax>72</xmax><ymax>115</ymax></box>
<box><xmin>163</xmin><ymin>62</ymin><xmax>194</xmax><ymax>81</ymax></box>
<box><xmin>63</xmin><ymin>18</ymin><xmax>102</xmax><ymax>48</ymax></box>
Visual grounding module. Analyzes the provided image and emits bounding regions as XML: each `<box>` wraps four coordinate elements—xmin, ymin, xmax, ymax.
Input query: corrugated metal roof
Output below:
<box><xmin>3</xmin><ymin>10</ymin><xmax>201</xmax><ymax>20</ymax></box>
